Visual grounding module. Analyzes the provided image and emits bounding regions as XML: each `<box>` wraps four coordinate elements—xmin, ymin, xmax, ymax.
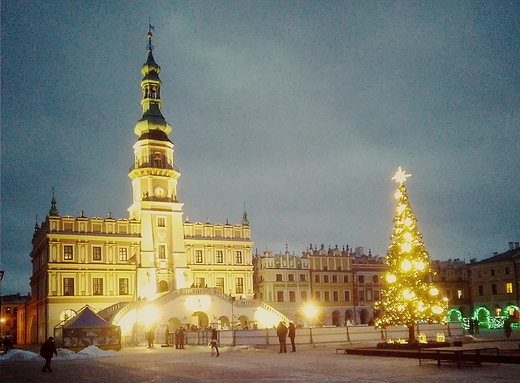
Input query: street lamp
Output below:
<box><xmin>0</xmin><ymin>270</ymin><xmax>4</xmax><ymax>340</ymax></box>
<box><xmin>303</xmin><ymin>303</ymin><xmax>318</xmax><ymax>347</ymax></box>
<box><xmin>443</xmin><ymin>297</ymin><xmax>451</xmax><ymax>337</ymax></box>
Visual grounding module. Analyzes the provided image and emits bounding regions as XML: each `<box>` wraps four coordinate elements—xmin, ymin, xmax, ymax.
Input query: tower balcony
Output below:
<box><xmin>129</xmin><ymin>162</ymin><xmax>179</xmax><ymax>173</ymax></box>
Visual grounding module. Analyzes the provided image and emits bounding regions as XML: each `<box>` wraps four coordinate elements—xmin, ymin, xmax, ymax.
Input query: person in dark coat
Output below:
<box><xmin>277</xmin><ymin>321</ymin><xmax>288</xmax><ymax>353</ymax></box>
<box><xmin>288</xmin><ymin>322</ymin><xmax>296</xmax><ymax>352</ymax></box>
<box><xmin>40</xmin><ymin>336</ymin><xmax>58</xmax><ymax>372</ymax></box>
<box><xmin>210</xmin><ymin>328</ymin><xmax>219</xmax><ymax>357</ymax></box>
<box><xmin>179</xmin><ymin>327</ymin><xmax>185</xmax><ymax>348</ymax></box>
<box><xmin>147</xmin><ymin>329</ymin><xmax>154</xmax><ymax>347</ymax></box>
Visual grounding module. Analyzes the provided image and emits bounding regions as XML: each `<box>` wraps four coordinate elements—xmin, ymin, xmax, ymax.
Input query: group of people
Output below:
<box><xmin>276</xmin><ymin>321</ymin><xmax>296</xmax><ymax>353</ymax></box>
<box><xmin>468</xmin><ymin>318</ymin><xmax>480</xmax><ymax>334</ymax></box>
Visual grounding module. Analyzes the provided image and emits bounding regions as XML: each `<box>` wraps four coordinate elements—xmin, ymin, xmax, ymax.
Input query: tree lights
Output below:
<box><xmin>374</xmin><ymin>167</ymin><xmax>447</xmax><ymax>343</ymax></box>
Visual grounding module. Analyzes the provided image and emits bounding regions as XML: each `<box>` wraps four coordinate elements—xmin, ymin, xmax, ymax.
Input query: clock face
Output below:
<box><xmin>154</xmin><ymin>186</ymin><xmax>166</xmax><ymax>198</ymax></box>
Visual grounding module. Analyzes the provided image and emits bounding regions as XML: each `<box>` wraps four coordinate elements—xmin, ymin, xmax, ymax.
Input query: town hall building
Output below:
<box><xmin>18</xmin><ymin>31</ymin><xmax>287</xmax><ymax>345</ymax></box>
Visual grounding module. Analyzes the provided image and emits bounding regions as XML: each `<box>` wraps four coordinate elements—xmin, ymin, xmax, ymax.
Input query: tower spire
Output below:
<box><xmin>133</xmin><ymin>26</ymin><xmax>172</xmax><ymax>139</ymax></box>
<box><xmin>242</xmin><ymin>202</ymin><xmax>249</xmax><ymax>226</ymax></box>
<box><xmin>48</xmin><ymin>187</ymin><xmax>59</xmax><ymax>217</ymax></box>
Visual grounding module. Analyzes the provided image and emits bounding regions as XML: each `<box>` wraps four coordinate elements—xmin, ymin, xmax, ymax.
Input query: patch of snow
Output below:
<box><xmin>0</xmin><ymin>346</ymin><xmax>117</xmax><ymax>362</ymax></box>
<box><xmin>78</xmin><ymin>345</ymin><xmax>117</xmax><ymax>358</ymax></box>
<box><xmin>0</xmin><ymin>349</ymin><xmax>41</xmax><ymax>362</ymax></box>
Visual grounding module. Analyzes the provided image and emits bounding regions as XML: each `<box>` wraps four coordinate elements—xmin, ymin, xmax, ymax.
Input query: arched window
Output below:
<box><xmin>154</xmin><ymin>153</ymin><xmax>162</xmax><ymax>168</ymax></box>
<box><xmin>158</xmin><ymin>280</ymin><xmax>168</xmax><ymax>293</ymax></box>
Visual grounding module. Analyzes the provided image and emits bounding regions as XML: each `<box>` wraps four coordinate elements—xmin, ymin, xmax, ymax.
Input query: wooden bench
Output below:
<box><xmin>418</xmin><ymin>346</ymin><xmax>500</xmax><ymax>368</ymax></box>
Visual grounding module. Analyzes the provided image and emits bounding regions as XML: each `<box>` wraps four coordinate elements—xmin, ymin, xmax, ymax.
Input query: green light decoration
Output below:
<box><xmin>374</xmin><ymin>168</ymin><xmax>447</xmax><ymax>343</ymax></box>
<box><xmin>504</xmin><ymin>305</ymin><xmax>520</xmax><ymax>329</ymax></box>
<box><xmin>446</xmin><ymin>308</ymin><xmax>462</xmax><ymax>323</ymax></box>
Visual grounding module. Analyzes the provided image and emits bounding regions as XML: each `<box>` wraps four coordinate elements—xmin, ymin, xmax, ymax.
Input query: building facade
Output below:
<box><xmin>18</xmin><ymin>31</ymin><xmax>266</xmax><ymax>345</ymax></box>
<box><xmin>254</xmin><ymin>245</ymin><xmax>387</xmax><ymax>326</ymax></box>
<box><xmin>469</xmin><ymin>242</ymin><xmax>520</xmax><ymax>323</ymax></box>
<box><xmin>431</xmin><ymin>258</ymin><xmax>472</xmax><ymax>319</ymax></box>
<box><xmin>1</xmin><ymin>293</ymin><xmax>30</xmax><ymax>342</ymax></box>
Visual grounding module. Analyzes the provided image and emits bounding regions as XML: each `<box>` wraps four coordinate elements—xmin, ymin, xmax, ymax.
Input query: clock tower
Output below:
<box><xmin>128</xmin><ymin>30</ymin><xmax>187</xmax><ymax>299</ymax></box>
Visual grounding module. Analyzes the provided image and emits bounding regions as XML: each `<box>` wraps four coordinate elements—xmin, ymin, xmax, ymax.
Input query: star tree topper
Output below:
<box><xmin>392</xmin><ymin>166</ymin><xmax>411</xmax><ymax>185</ymax></box>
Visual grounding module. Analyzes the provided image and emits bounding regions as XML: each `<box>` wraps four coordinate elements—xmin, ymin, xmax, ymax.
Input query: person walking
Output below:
<box><xmin>147</xmin><ymin>329</ymin><xmax>154</xmax><ymax>347</ymax></box>
<box><xmin>288</xmin><ymin>321</ymin><xmax>296</xmax><ymax>352</ymax></box>
<box><xmin>210</xmin><ymin>328</ymin><xmax>220</xmax><ymax>357</ymax></box>
<box><xmin>40</xmin><ymin>336</ymin><xmax>58</xmax><ymax>372</ymax></box>
<box><xmin>504</xmin><ymin>318</ymin><xmax>512</xmax><ymax>338</ymax></box>
<box><xmin>277</xmin><ymin>321</ymin><xmax>288</xmax><ymax>353</ymax></box>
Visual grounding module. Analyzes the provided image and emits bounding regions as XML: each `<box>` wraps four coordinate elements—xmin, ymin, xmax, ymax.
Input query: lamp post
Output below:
<box><xmin>0</xmin><ymin>270</ymin><xmax>4</xmax><ymax>341</ymax></box>
<box><xmin>303</xmin><ymin>303</ymin><xmax>317</xmax><ymax>347</ymax></box>
<box><xmin>444</xmin><ymin>297</ymin><xmax>451</xmax><ymax>337</ymax></box>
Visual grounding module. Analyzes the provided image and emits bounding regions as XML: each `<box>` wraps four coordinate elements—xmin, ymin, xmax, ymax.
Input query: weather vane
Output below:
<box><xmin>392</xmin><ymin>166</ymin><xmax>411</xmax><ymax>185</ymax></box>
<box><xmin>147</xmin><ymin>18</ymin><xmax>155</xmax><ymax>51</ymax></box>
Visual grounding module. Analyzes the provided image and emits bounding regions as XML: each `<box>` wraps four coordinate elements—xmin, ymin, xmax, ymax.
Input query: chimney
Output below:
<box><xmin>509</xmin><ymin>242</ymin><xmax>514</xmax><ymax>251</ymax></box>
<box><xmin>515</xmin><ymin>242</ymin><xmax>520</xmax><ymax>249</ymax></box>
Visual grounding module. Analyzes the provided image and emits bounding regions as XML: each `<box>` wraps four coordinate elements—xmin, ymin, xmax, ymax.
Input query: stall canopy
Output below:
<box><xmin>57</xmin><ymin>305</ymin><xmax>121</xmax><ymax>352</ymax></box>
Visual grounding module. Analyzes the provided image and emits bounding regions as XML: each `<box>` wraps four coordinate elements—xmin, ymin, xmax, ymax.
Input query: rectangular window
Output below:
<box><xmin>119</xmin><ymin>278</ymin><xmax>129</xmax><ymax>295</ymax></box>
<box><xmin>506</xmin><ymin>282</ymin><xmax>513</xmax><ymax>294</ymax></box>
<box><xmin>92</xmin><ymin>246</ymin><xmax>102</xmax><ymax>261</ymax></box>
<box><xmin>235</xmin><ymin>278</ymin><xmax>244</xmax><ymax>294</ymax></box>
<box><xmin>119</xmin><ymin>248</ymin><xmax>128</xmax><ymax>261</ymax></box>
<box><xmin>359</xmin><ymin>290</ymin><xmax>365</xmax><ymax>301</ymax></box>
<box><xmin>276</xmin><ymin>274</ymin><xmax>282</xmax><ymax>282</ymax></box>
<box><xmin>344</xmin><ymin>291</ymin><xmax>351</xmax><ymax>301</ymax></box>
<box><xmin>358</xmin><ymin>275</ymin><xmax>365</xmax><ymax>283</ymax></box>
<box><xmin>491</xmin><ymin>284</ymin><xmax>497</xmax><ymax>295</ymax></box>
<box><xmin>63</xmin><ymin>278</ymin><xmax>74</xmax><ymax>296</ymax></box>
<box><xmin>93</xmin><ymin>278</ymin><xmax>103</xmax><ymax>295</ymax></box>
<box><xmin>235</xmin><ymin>251</ymin><xmax>242</xmax><ymax>264</ymax></box>
<box><xmin>324</xmin><ymin>291</ymin><xmax>330</xmax><ymax>302</ymax></box>
<box><xmin>195</xmin><ymin>250</ymin><xmax>203</xmax><ymax>263</ymax></box>
<box><xmin>333</xmin><ymin>291</ymin><xmax>339</xmax><ymax>301</ymax></box>
<box><xmin>315</xmin><ymin>291</ymin><xmax>321</xmax><ymax>301</ymax></box>
<box><xmin>314</xmin><ymin>275</ymin><xmax>320</xmax><ymax>283</ymax></box>
<box><xmin>157</xmin><ymin>217</ymin><xmax>166</xmax><ymax>227</ymax></box>
<box><xmin>457</xmin><ymin>289</ymin><xmax>463</xmax><ymax>299</ymax></box>
<box><xmin>478</xmin><ymin>285</ymin><xmax>484</xmax><ymax>296</ymax></box>
<box><xmin>216</xmin><ymin>251</ymin><xmax>223</xmax><ymax>263</ymax></box>
<box><xmin>324</xmin><ymin>275</ymin><xmax>329</xmax><ymax>283</ymax></box>
<box><xmin>196</xmin><ymin>277</ymin><xmax>205</xmax><ymax>288</ymax></box>
<box><xmin>373</xmin><ymin>290</ymin><xmax>380</xmax><ymax>301</ymax></box>
<box><xmin>332</xmin><ymin>275</ymin><xmax>338</xmax><ymax>283</ymax></box>
<box><xmin>301</xmin><ymin>291</ymin><xmax>308</xmax><ymax>301</ymax></box>
<box><xmin>64</xmin><ymin>245</ymin><xmax>74</xmax><ymax>260</ymax></box>
<box><xmin>505</xmin><ymin>267</ymin><xmax>510</xmax><ymax>275</ymax></box>
<box><xmin>289</xmin><ymin>291</ymin><xmax>296</xmax><ymax>302</ymax></box>
<box><xmin>373</xmin><ymin>275</ymin><xmax>379</xmax><ymax>283</ymax></box>
<box><xmin>216</xmin><ymin>277</ymin><xmax>224</xmax><ymax>292</ymax></box>
<box><xmin>343</xmin><ymin>275</ymin><xmax>348</xmax><ymax>283</ymax></box>
<box><xmin>288</xmin><ymin>274</ymin><xmax>295</xmax><ymax>282</ymax></box>
<box><xmin>277</xmin><ymin>291</ymin><xmax>284</xmax><ymax>302</ymax></box>
<box><xmin>491</xmin><ymin>269</ymin><xmax>495</xmax><ymax>276</ymax></box>
<box><xmin>300</xmin><ymin>274</ymin><xmax>306</xmax><ymax>282</ymax></box>
<box><xmin>158</xmin><ymin>244</ymin><xmax>166</xmax><ymax>259</ymax></box>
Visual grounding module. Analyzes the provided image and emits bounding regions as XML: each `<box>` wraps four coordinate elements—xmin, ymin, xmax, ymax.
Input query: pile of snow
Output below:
<box><xmin>0</xmin><ymin>346</ymin><xmax>117</xmax><ymax>362</ymax></box>
<box><xmin>0</xmin><ymin>349</ymin><xmax>41</xmax><ymax>362</ymax></box>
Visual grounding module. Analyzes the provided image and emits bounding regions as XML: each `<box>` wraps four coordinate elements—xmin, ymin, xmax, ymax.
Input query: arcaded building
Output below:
<box><xmin>19</xmin><ymin>31</ymin><xmax>286</xmax><ymax>345</ymax></box>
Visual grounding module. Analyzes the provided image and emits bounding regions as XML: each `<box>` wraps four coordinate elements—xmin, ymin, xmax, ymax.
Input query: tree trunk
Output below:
<box><xmin>408</xmin><ymin>325</ymin><xmax>415</xmax><ymax>343</ymax></box>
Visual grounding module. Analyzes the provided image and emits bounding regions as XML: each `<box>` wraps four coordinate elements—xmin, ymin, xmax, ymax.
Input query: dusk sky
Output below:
<box><xmin>1</xmin><ymin>1</ymin><xmax>519</xmax><ymax>295</ymax></box>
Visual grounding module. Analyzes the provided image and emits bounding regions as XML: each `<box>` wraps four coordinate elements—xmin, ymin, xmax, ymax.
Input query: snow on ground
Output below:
<box><xmin>0</xmin><ymin>345</ymin><xmax>117</xmax><ymax>362</ymax></box>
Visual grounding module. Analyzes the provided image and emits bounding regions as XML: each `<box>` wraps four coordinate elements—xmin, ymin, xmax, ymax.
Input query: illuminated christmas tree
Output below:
<box><xmin>374</xmin><ymin>167</ymin><xmax>446</xmax><ymax>343</ymax></box>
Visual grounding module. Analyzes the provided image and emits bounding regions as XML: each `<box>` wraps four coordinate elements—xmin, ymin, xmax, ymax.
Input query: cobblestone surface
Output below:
<box><xmin>2</xmin><ymin>336</ymin><xmax>520</xmax><ymax>383</ymax></box>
